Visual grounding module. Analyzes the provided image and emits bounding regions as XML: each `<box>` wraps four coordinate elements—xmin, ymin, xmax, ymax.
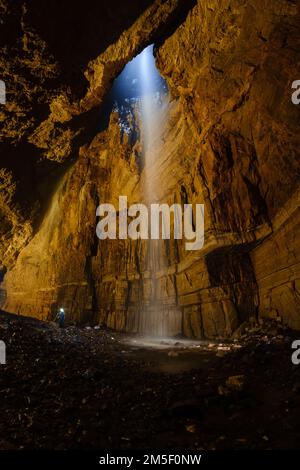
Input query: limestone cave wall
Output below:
<box><xmin>1</xmin><ymin>0</ymin><xmax>300</xmax><ymax>337</ymax></box>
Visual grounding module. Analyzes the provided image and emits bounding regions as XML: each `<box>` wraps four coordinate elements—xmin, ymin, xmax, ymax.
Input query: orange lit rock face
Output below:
<box><xmin>1</xmin><ymin>0</ymin><xmax>300</xmax><ymax>337</ymax></box>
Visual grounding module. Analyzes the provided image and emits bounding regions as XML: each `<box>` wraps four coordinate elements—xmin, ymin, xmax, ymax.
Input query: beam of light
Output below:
<box><xmin>139</xmin><ymin>45</ymin><xmax>157</xmax><ymax>152</ymax></box>
<box><xmin>105</xmin><ymin>45</ymin><xmax>182</xmax><ymax>337</ymax></box>
<box><xmin>138</xmin><ymin>45</ymin><xmax>167</xmax><ymax>204</ymax></box>
<box><xmin>137</xmin><ymin>47</ymin><xmax>182</xmax><ymax>337</ymax></box>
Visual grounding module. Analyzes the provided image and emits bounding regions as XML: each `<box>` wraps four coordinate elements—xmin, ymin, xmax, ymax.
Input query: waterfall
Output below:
<box><xmin>138</xmin><ymin>46</ymin><xmax>182</xmax><ymax>337</ymax></box>
<box><xmin>105</xmin><ymin>44</ymin><xmax>182</xmax><ymax>336</ymax></box>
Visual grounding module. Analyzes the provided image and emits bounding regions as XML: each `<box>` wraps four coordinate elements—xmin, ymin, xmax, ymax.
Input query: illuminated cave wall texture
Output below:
<box><xmin>1</xmin><ymin>0</ymin><xmax>300</xmax><ymax>338</ymax></box>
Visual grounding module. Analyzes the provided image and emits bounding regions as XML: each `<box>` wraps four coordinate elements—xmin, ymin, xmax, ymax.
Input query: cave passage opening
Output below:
<box><xmin>100</xmin><ymin>44</ymin><xmax>168</xmax><ymax>135</ymax></box>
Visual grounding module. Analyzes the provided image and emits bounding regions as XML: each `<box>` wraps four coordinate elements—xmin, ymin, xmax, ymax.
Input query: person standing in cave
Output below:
<box><xmin>56</xmin><ymin>308</ymin><xmax>65</xmax><ymax>328</ymax></box>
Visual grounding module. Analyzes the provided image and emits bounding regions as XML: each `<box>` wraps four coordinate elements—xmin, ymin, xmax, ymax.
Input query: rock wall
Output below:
<box><xmin>251</xmin><ymin>189</ymin><xmax>300</xmax><ymax>330</ymax></box>
<box><xmin>0</xmin><ymin>0</ymin><xmax>185</xmax><ymax>269</ymax></box>
<box><xmin>1</xmin><ymin>0</ymin><xmax>300</xmax><ymax>337</ymax></box>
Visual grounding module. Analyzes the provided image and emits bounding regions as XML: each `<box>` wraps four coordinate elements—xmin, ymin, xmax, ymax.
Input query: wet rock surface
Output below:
<box><xmin>0</xmin><ymin>311</ymin><xmax>300</xmax><ymax>450</ymax></box>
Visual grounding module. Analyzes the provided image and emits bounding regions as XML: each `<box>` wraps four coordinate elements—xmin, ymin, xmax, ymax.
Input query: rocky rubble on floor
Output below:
<box><xmin>0</xmin><ymin>311</ymin><xmax>300</xmax><ymax>450</ymax></box>
<box><xmin>162</xmin><ymin>318</ymin><xmax>293</xmax><ymax>360</ymax></box>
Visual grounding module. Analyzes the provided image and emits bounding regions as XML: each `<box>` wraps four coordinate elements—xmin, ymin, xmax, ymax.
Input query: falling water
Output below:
<box><xmin>107</xmin><ymin>45</ymin><xmax>182</xmax><ymax>336</ymax></box>
<box><xmin>138</xmin><ymin>46</ymin><xmax>182</xmax><ymax>337</ymax></box>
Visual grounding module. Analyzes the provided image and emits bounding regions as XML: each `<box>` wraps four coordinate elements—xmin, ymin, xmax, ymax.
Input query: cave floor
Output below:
<box><xmin>0</xmin><ymin>311</ymin><xmax>300</xmax><ymax>450</ymax></box>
